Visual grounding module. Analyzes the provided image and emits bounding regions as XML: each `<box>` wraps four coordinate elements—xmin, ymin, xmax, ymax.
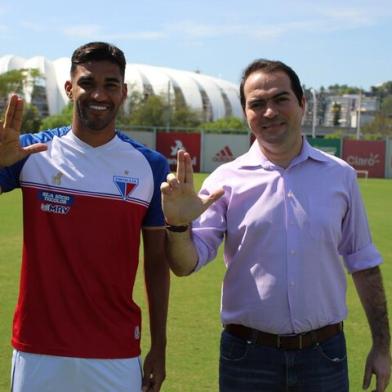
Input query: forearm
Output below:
<box><xmin>353</xmin><ymin>266</ymin><xmax>391</xmax><ymax>352</ymax></box>
<box><xmin>166</xmin><ymin>228</ymin><xmax>198</xmax><ymax>276</ymax></box>
<box><xmin>144</xmin><ymin>259</ymin><xmax>170</xmax><ymax>350</ymax></box>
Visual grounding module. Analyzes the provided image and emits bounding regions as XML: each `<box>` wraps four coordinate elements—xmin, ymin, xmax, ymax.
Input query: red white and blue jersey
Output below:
<box><xmin>0</xmin><ymin>127</ymin><xmax>169</xmax><ymax>358</ymax></box>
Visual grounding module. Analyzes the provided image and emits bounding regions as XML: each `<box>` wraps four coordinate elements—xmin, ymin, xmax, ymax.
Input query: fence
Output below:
<box><xmin>122</xmin><ymin>129</ymin><xmax>392</xmax><ymax>178</ymax></box>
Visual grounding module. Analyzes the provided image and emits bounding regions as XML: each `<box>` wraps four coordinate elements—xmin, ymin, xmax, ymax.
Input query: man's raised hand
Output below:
<box><xmin>0</xmin><ymin>95</ymin><xmax>47</xmax><ymax>168</ymax></box>
<box><xmin>160</xmin><ymin>150</ymin><xmax>224</xmax><ymax>226</ymax></box>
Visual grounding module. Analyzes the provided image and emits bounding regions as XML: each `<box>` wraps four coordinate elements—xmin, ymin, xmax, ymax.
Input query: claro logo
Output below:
<box><xmin>347</xmin><ymin>153</ymin><xmax>380</xmax><ymax>167</ymax></box>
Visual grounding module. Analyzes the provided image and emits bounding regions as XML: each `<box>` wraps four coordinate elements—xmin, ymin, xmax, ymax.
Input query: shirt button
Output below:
<box><xmin>290</xmin><ymin>281</ymin><xmax>295</xmax><ymax>286</ymax></box>
<box><xmin>287</xmin><ymin>191</ymin><xmax>293</xmax><ymax>198</ymax></box>
<box><xmin>290</xmin><ymin>250</ymin><xmax>296</xmax><ymax>255</ymax></box>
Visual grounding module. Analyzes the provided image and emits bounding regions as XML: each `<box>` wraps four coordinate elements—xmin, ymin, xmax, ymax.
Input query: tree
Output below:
<box><xmin>199</xmin><ymin>116</ymin><xmax>247</xmax><ymax>132</ymax></box>
<box><xmin>327</xmin><ymin>84</ymin><xmax>361</xmax><ymax>95</ymax></box>
<box><xmin>121</xmin><ymin>91</ymin><xmax>202</xmax><ymax>128</ymax></box>
<box><xmin>380</xmin><ymin>95</ymin><xmax>392</xmax><ymax>117</ymax></box>
<box><xmin>40</xmin><ymin>103</ymin><xmax>73</xmax><ymax>130</ymax></box>
<box><xmin>332</xmin><ymin>102</ymin><xmax>342</xmax><ymax>126</ymax></box>
<box><xmin>22</xmin><ymin>103</ymin><xmax>42</xmax><ymax>133</ymax></box>
<box><xmin>370</xmin><ymin>81</ymin><xmax>392</xmax><ymax>100</ymax></box>
<box><xmin>361</xmin><ymin>114</ymin><xmax>392</xmax><ymax>137</ymax></box>
<box><xmin>0</xmin><ymin>68</ymin><xmax>42</xmax><ymax>100</ymax></box>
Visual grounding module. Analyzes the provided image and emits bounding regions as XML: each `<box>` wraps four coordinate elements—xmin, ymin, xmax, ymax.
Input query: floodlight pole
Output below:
<box><xmin>310</xmin><ymin>88</ymin><xmax>317</xmax><ymax>138</ymax></box>
<box><xmin>166</xmin><ymin>79</ymin><xmax>172</xmax><ymax>132</ymax></box>
<box><xmin>356</xmin><ymin>91</ymin><xmax>362</xmax><ymax>140</ymax></box>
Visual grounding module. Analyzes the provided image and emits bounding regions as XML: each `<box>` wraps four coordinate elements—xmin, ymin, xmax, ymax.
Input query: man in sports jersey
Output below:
<box><xmin>0</xmin><ymin>42</ymin><xmax>170</xmax><ymax>392</ymax></box>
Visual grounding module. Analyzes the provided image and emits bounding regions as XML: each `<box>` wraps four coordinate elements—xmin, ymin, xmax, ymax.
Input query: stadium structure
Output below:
<box><xmin>0</xmin><ymin>55</ymin><xmax>243</xmax><ymax>122</ymax></box>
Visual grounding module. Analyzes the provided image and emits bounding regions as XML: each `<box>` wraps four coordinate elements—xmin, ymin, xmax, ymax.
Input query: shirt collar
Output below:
<box><xmin>237</xmin><ymin>136</ymin><xmax>330</xmax><ymax>170</ymax></box>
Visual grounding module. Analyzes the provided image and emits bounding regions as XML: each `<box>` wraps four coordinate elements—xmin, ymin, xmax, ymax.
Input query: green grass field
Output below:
<box><xmin>0</xmin><ymin>176</ymin><xmax>391</xmax><ymax>391</ymax></box>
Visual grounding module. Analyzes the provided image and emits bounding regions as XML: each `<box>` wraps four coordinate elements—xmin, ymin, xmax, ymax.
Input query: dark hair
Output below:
<box><xmin>70</xmin><ymin>41</ymin><xmax>126</xmax><ymax>79</ymax></box>
<box><xmin>239</xmin><ymin>59</ymin><xmax>303</xmax><ymax>110</ymax></box>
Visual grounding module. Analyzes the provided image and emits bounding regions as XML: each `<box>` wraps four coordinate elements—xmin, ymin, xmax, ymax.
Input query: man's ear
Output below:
<box><xmin>122</xmin><ymin>82</ymin><xmax>128</xmax><ymax>103</ymax></box>
<box><xmin>64</xmin><ymin>81</ymin><xmax>73</xmax><ymax>101</ymax></box>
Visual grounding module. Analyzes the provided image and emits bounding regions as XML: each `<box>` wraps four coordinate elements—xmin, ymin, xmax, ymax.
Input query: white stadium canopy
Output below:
<box><xmin>0</xmin><ymin>55</ymin><xmax>243</xmax><ymax>121</ymax></box>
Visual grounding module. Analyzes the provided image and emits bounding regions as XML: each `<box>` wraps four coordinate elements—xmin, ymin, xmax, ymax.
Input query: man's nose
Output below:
<box><xmin>91</xmin><ymin>87</ymin><xmax>107</xmax><ymax>100</ymax></box>
<box><xmin>264</xmin><ymin>104</ymin><xmax>278</xmax><ymax>118</ymax></box>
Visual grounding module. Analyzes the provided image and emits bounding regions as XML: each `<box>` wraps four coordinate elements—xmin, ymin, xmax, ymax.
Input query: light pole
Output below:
<box><xmin>310</xmin><ymin>88</ymin><xmax>317</xmax><ymax>138</ymax></box>
<box><xmin>166</xmin><ymin>79</ymin><xmax>172</xmax><ymax>132</ymax></box>
<box><xmin>356</xmin><ymin>91</ymin><xmax>362</xmax><ymax>140</ymax></box>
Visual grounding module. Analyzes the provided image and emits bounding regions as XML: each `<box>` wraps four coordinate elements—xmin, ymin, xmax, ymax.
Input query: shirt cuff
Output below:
<box><xmin>344</xmin><ymin>243</ymin><xmax>382</xmax><ymax>273</ymax></box>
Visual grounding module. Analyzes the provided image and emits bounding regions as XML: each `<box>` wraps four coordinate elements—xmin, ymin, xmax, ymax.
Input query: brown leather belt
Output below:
<box><xmin>224</xmin><ymin>322</ymin><xmax>343</xmax><ymax>350</ymax></box>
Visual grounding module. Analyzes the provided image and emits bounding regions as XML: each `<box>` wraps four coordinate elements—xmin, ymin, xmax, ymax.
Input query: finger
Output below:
<box><xmin>0</xmin><ymin>121</ymin><xmax>4</xmax><ymax>141</ymax></box>
<box><xmin>12</xmin><ymin>97</ymin><xmax>24</xmax><ymax>132</ymax></box>
<box><xmin>166</xmin><ymin>173</ymin><xmax>179</xmax><ymax>188</ymax></box>
<box><xmin>183</xmin><ymin>152</ymin><xmax>194</xmax><ymax>185</ymax></box>
<box><xmin>4</xmin><ymin>95</ymin><xmax>21</xmax><ymax>129</ymax></box>
<box><xmin>23</xmin><ymin>143</ymin><xmax>48</xmax><ymax>156</ymax></box>
<box><xmin>176</xmin><ymin>149</ymin><xmax>185</xmax><ymax>183</ymax></box>
<box><xmin>363</xmin><ymin>367</ymin><xmax>372</xmax><ymax>390</ymax></box>
<box><xmin>142</xmin><ymin>373</ymin><xmax>154</xmax><ymax>392</ymax></box>
<box><xmin>201</xmin><ymin>188</ymin><xmax>225</xmax><ymax>209</ymax></box>
<box><xmin>376</xmin><ymin>374</ymin><xmax>387</xmax><ymax>392</ymax></box>
<box><xmin>160</xmin><ymin>182</ymin><xmax>173</xmax><ymax>195</ymax></box>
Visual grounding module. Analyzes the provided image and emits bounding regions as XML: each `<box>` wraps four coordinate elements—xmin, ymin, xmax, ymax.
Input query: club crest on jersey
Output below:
<box><xmin>113</xmin><ymin>176</ymin><xmax>139</xmax><ymax>200</ymax></box>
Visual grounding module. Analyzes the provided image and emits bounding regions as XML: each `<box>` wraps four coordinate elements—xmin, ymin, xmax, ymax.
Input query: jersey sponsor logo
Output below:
<box><xmin>213</xmin><ymin>146</ymin><xmax>234</xmax><ymax>162</ymax></box>
<box><xmin>41</xmin><ymin>204</ymin><xmax>71</xmax><ymax>214</ymax></box>
<box><xmin>113</xmin><ymin>176</ymin><xmax>139</xmax><ymax>200</ymax></box>
<box><xmin>39</xmin><ymin>191</ymin><xmax>74</xmax><ymax>206</ymax></box>
<box><xmin>38</xmin><ymin>191</ymin><xmax>74</xmax><ymax>215</ymax></box>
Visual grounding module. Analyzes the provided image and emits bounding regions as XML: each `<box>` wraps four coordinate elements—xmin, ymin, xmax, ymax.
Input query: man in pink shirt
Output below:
<box><xmin>161</xmin><ymin>59</ymin><xmax>391</xmax><ymax>391</ymax></box>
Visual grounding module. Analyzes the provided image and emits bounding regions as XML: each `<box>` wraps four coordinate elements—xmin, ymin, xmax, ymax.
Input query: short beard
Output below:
<box><xmin>77</xmin><ymin>103</ymin><xmax>116</xmax><ymax>131</ymax></box>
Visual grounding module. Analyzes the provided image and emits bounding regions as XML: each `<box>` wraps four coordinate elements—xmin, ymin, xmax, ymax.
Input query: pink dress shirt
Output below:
<box><xmin>192</xmin><ymin>138</ymin><xmax>381</xmax><ymax>334</ymax></box>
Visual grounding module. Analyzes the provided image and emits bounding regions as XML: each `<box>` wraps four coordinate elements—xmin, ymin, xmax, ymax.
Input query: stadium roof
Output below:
<box><xmin>0</xmin><ymin>55</ymin><xmax>243</xmax><ymax>121</ymax></box>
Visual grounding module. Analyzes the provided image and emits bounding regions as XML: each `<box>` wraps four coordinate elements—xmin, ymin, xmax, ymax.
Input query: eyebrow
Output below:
<box><xmin>247</xmin><ymin>90</ymin><xmax>291</xmax><ymax>103</ymax></box>
<box><xmin>78</xmin><ymin>76</ymin><xmax>122</xmax><ymax>84</ymax></box>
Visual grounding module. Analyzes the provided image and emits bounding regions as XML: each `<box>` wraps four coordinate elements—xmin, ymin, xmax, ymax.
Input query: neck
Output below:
<box><xmin>258</xmin><ymin>136</ymin><xmax>303</xmax><ymax>169</ymax></box>
<box><xmin>71</xmin><ymin>121</ymin><xmax>116</xmax><ymax>147</ymax></box>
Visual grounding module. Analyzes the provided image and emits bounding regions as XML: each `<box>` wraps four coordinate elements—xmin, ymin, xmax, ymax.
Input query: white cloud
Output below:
<box><xmin>107</xmin><ymin>31</ymin><xmax>166</xmax><ymax>41</ymax></box>
<box><xmin>163</xmin><ymin>5</ymin><xmax>389</xmax><ymax>42</ymax></box>
<box><xmin>62</xmin><ymin>24</ymin><xmax>102</xmax><ymax>38</ymax></box>
<box><xmin>20</xmin><ymin>21</ymin><xmax>48</xmax><ymax>33</ymax></box>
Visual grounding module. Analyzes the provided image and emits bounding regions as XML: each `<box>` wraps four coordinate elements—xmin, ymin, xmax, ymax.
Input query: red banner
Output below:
<box><xmin>156</xmin><ymin>132</ymin><xmax>201</xmax><ymax>172</ymax></box>
<box><xmin>342</xmin><ymin>140</ymin><xmax>385</xmax><ymax>178</ymax></box>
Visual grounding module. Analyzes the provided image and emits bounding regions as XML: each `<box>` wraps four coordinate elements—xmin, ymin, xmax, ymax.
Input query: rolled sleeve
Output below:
<box><xmin>339</xmin><ymin>170</ymin><xmax>382</xmax><ymax>273</ymax></box>
<box><xmin>343</xmin><ymin>243</ymin><xmax>382</xmax><ymax>273</ymax></box>
<box><xmin>191</xmin><ymin>175</ymin><xmax>227</xmax><ymax>271</ymax></box>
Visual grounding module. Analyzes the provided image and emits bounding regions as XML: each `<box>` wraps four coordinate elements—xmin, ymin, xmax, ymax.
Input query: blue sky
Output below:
<box><xmin>1</xmin><ymin>0</ymin><xmax>391</xmax><ymax>90</ymax></box>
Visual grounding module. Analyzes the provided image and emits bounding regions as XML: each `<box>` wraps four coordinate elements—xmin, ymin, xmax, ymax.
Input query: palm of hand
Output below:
<box><xmin>0</xmin><ymin>95</ymin><xmax>25</xmax><ymax>167</ymax></box>
<box><xmin>0</xmin><ymin>123</ymin><xmax>24</xmax><ymax>167</ymax></box>
<box><xmin>0</xmin><ymin>95</ymin><xmax>47</xmax><ymax>168</ymax></box>
<box><xmin>162</xmin><ymin>181</ymin><xmax>204</xmax><ymax>225</ymax></box>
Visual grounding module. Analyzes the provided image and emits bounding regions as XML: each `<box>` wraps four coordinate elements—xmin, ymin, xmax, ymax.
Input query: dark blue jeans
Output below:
<box><xmin>219</xmin><ymin>329</ymin><xmax>349</xmax><ymax>392</ymax></box>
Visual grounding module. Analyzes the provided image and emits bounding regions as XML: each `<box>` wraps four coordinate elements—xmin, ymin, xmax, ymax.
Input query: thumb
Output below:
<box><xmin>201</xmin><ymin>188</ymin><xmax>224</xmax><ymax>209</ymax></box>
<box><xmin>362</xmin><ymin>365</ymin><xmax>372</xmax><ymax>390</ymax></box>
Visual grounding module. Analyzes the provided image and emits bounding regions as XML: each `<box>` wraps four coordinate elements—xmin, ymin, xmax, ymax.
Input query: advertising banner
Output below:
<box><xmin>121</xmin><ymin>130</ymin><xmax>156</xmax><ymax>150</ymax></box>
<box><xmin>342</xmin><ymin>140</ymin><xmax>386</xmax><ymax>178</ymax></box>
<box><xmin>202</xmin><ymin>133</ymin><xmax>250</xmax><ymax>172</ymax></box>
<box><xmin>156</xmin><ymin>132</ymin><xmax>201</xmax><ymax>172</ymax></box>
<box><xmin>306</xmin><ymin>137</ymin><xmax>341</xmax><ymax>157</ymax></box>
<box><xmin>386</xmin><ymin>138</ymin><xmax>392</xmax><ymax>179</ymax></box>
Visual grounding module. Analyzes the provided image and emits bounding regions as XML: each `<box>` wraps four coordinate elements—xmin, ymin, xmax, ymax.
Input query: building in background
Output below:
<box><xmin>0</xmin><ymin>55</ymin><xmax>243</xmax><ymax>121</ymax></box>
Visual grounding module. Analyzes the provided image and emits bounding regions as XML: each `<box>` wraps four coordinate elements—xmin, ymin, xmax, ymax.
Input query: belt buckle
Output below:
<box><xmin>298</xmin><ymin>334</ymin><xmax>303</xmax><ymax>349</ymax></box>
<box><xmin>277</xmin><ymin>333</ymin><xmax>303</xmax><ymax>349</ymax></box>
